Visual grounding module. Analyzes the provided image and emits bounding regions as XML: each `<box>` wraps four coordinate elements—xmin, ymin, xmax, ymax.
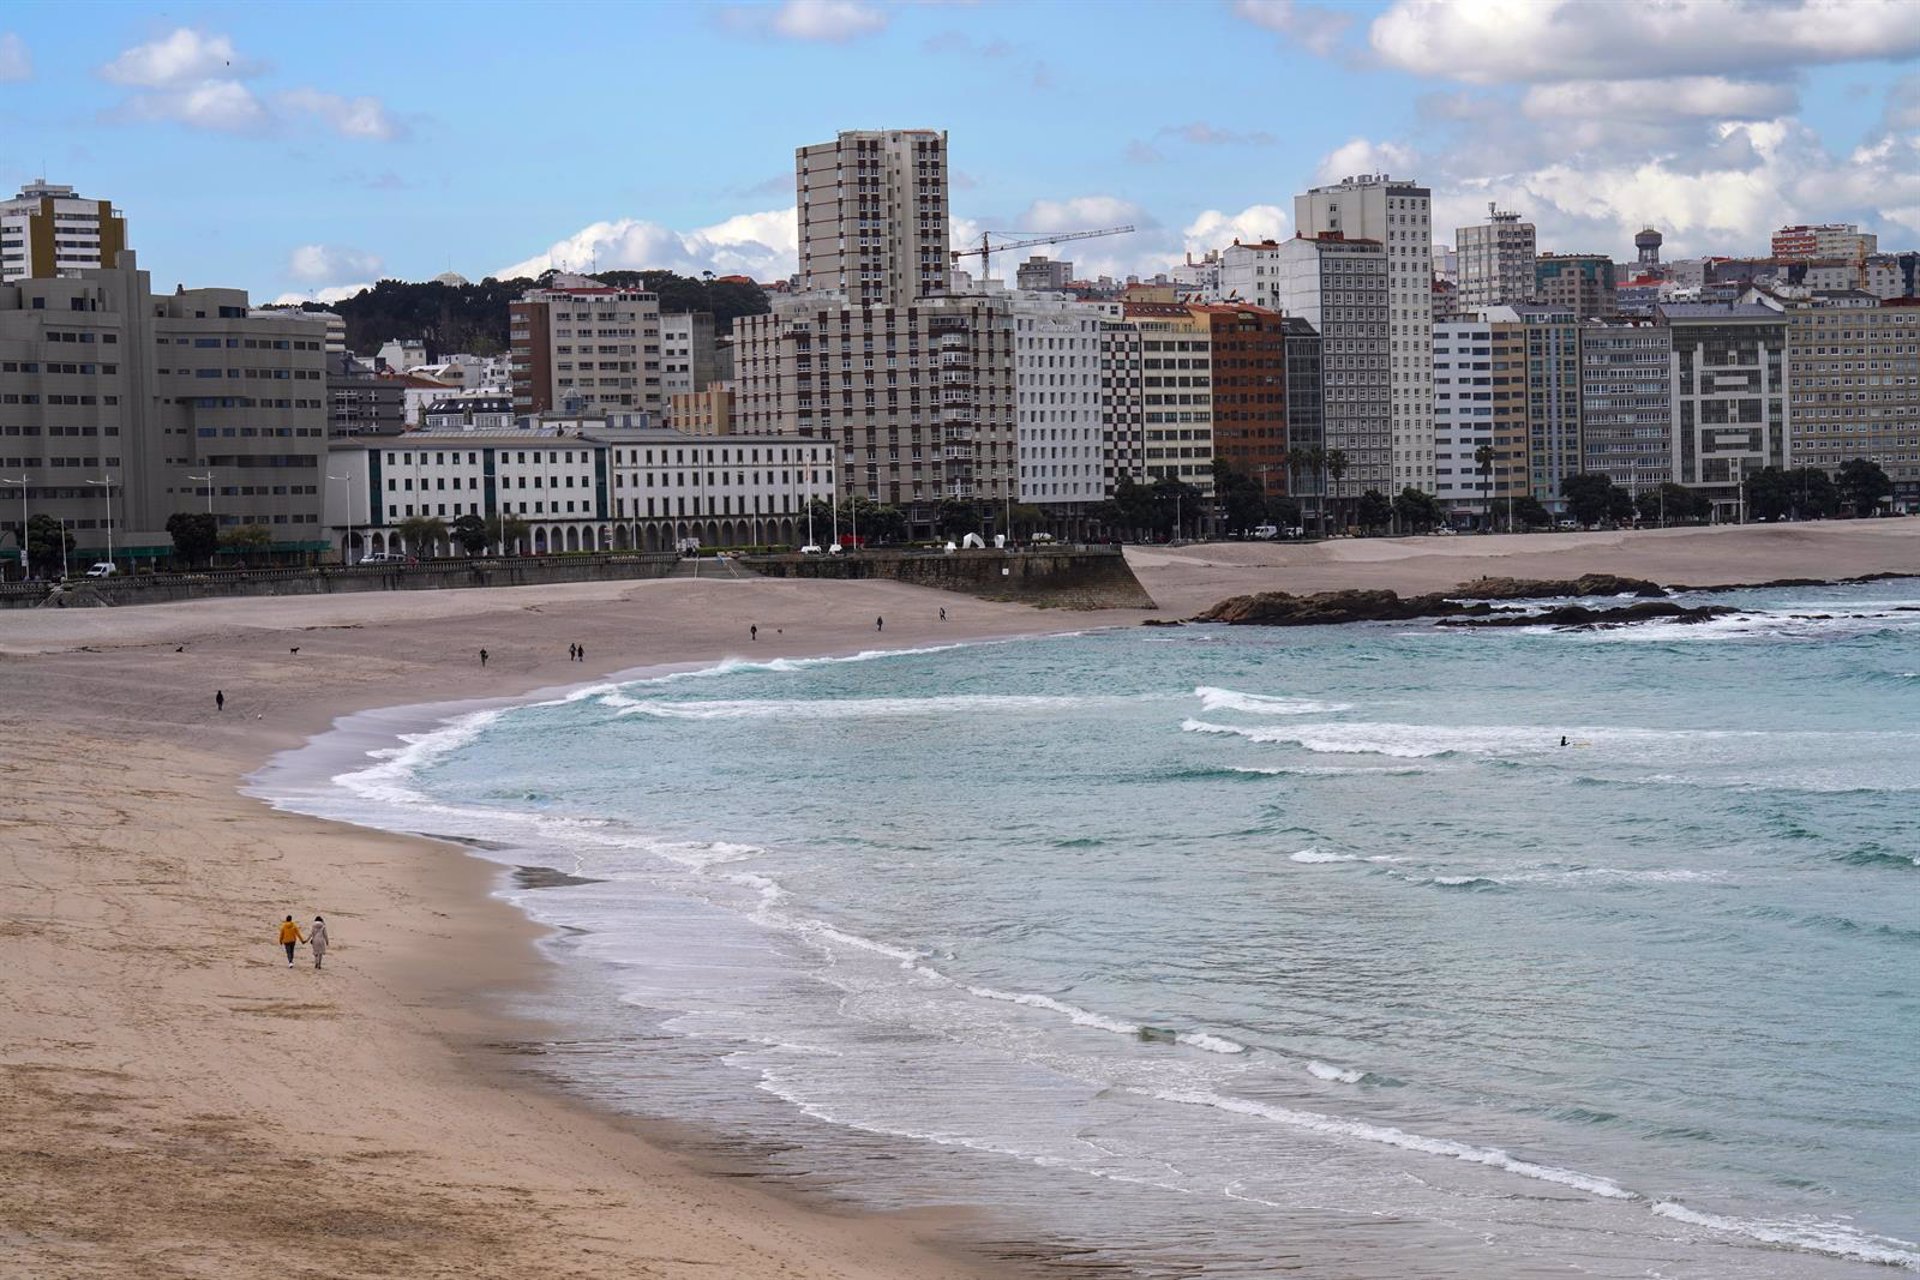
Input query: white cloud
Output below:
<box><xmin>98</xmin><ymin>29</ymin><xmax>401</xmax><ymax>142</ymax></box>
<box><xmin>279</xmin><ymin>88</ymin><xmax>406</xmax><ymax>141</ymax></box>
<box><xmin>1522</xmin><ymin>76</ymin><xmax>1798</xmax><ymax>122</ymax></box>
<box><xmin>0</xmin><ymin>32</ymin><xmax>31</xmax><ymax>82</ymax></box>
<box><xmin>100</xmin><ymin>28</ymin><xmax>255</xmax><ymax>88</ymax></box>
<box><xmin>1233</xmin><ymin>0</ymin><xmax>1353</xmax><ymax>56</ymax></box>
<box><xmin>271</xmin><ymin>282</ymin><xmax>373</xmax><ymax>306</ymax></box>
<box><xmin>1316</xmin><ymin>137</ymin><xmax>1419</xmax><ymax>184</ymax></box>
<box><xmin>496</xmin><ymin>207</ymin><xmax>800</xmax><ymax>280</ymax></box>
<box><xmin>1371</xmin><ymin>0</ymin><xmax>1920</xmax><ymax>85</ymax></box>
<box><xmin>723</xmin><ymin>0</ymin><xmax>888</xmax><ymax>42</ymax></box>
<box><xmin>1183</xmin><ymin>204</ymin><xmax>1290</xmax><ymax>250</ymax></box>
<box><xmin>289</xmin><ymin>244</ymin><xmax>383</xmax><ymax>283</ymax></box>
<box><xmin>1015</xmin><ymin>195</ymin><xmax>1149</xmax><ymax>234</ymax></box>
<box><xmin>122</xmin><ymin>79</ymin><xmax>271</xmax><ymax>134</ymax></box>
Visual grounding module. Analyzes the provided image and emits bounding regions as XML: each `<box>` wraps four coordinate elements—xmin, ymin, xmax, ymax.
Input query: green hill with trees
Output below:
<box><xmin>284</xmin><ymin>270</ymin><xmax>771</xmax><ymax>358</ymax></box>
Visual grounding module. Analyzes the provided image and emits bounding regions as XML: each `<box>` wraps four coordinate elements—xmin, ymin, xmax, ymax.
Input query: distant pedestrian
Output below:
<box><xmin>479</xmin><ymin>648</ymin><xmax>489</xmax><ymax>667</ymax></box>
<box><xmin>215</xmin><ymin>690</ymin><xmax>225</xmax><ymax>713</ymax></box>
<box><xmin>568</xmin><ymin>643</ymin><xmax>578</xmax><ymax>662</ymax></box>
<box><xmin>750</xmin><ymin>624</ymin><xmax>758</xmax><ymax>642</ymax></box>
<box><xmin>576</xmin><ymin>643</ymin><xmax>585</xmax><ymax>662</ymax></box>
<box><xmin>939</xmin><ymin>607</ymin><xmax>946</xmax><ymax>621</ymax></box>
<box><xmin>277</xmin><ymin>915</ymin><xmax>304</xmax><ymax>967</ymax></box>
<box><xmin>876</xmin><ymin>616</ymin><xmax>884</xmax><ymax>633</ymax></box>
<box><xmin>308</xmin><ymin>916</ymin><xmax>329</xmax><ymax>969</ymax></box>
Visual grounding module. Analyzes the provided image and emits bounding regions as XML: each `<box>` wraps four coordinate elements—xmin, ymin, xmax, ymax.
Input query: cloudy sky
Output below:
<box><xmin>2</xmin><ymin>0</ymin><xmax>1917</xmax><ymax>303</ymax></box>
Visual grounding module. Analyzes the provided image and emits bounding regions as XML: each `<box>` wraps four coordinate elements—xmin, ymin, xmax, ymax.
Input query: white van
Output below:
<box><xmin>85</xmin><ymin>562</ymin><xmax>117</xmax><ymax>578</ymax></box>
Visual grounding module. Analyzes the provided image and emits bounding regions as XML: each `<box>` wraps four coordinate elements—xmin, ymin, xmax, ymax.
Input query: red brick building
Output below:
<box><xmin>1191</xmin><ymin>303</ymin><xmax>1289</xmax><ymax>492</ymax></box>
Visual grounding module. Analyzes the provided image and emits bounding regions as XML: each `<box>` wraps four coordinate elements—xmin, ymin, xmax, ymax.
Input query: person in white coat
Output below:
<box><xmin>308</xmin><ymin>916</ymin><xmax>330</xmax><ymax>969</ymax></box>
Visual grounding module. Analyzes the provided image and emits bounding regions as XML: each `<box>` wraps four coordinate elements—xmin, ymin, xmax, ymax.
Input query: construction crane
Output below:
<box><xmin>949</xmin><ymin>225</ymin><xmax>1135</xmax><ymax>281</ymax></box>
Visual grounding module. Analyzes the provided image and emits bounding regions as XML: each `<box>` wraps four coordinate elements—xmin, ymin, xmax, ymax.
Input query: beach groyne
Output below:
<box><xmin>744</xmin><ymin>547</ymin><xmax>1156</xmax><ymax>610</ymax></box>
<box><xmin>4</xmin><ymin>552</ymin><xmax>682</xmax><ymax>609</ymax></box>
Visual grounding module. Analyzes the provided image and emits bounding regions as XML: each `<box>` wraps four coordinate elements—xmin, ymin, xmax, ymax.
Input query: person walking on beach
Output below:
<box><xmin>568</xmin><ymin>643</ymin><xmax>578</xmax><ymax>662</ymax></box>
<box><xmin>479</xmin><ymin>648</ymin><xmax>488</xmax><ymax>667</ymax></box>
<box><xmin>277</xmin><ymin>915</ymin><xmax>305</xmax><ymax>967</ymax></box>
<box><xmin>216</xmin><ymin>690</ymin><xmax>225</xmax><ymax>713</ymax></box>
<box><xmin>576</xmin><ymin>642</ymin><xmax>585</xmax><ymax>662</ymax></box>
<box><xmin>308</xmin><ymin>916</ymin><xmax>329</xmax><ymax>969</ymax></box>
<box><xmin>939</xmin><ymin>607</ymin><xmax>946</xmax><ymax>622</ymax></box>
<box><xmin>750</xmin><ymin>624</ymin><xmax>758</xmax><ymax>642</ymax></box>
<box><xmin>876</xmin><ymin>616</ymin><xmax>884</xmax><ymax>633</ymax></box>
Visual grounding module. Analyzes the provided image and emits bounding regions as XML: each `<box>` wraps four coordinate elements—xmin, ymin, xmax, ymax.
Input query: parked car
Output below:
<box><xmin>1251</xmin><ymin>524</ymin><xmax>1279</xmax><ymax>540</ymax></box>
<box><xmin>358</xmin><ymin>552</ymin><xmax>404</xmax><ymax>564</ymax></box>
<box><xmin>799</xmin><ymin>544</ymin><xmax>824</xmax><ymax>555</ymax></box>
<box><xmin>85</xmin><ymin>561</ymin><xmax>117</xmax><ymax>577</ymax></box>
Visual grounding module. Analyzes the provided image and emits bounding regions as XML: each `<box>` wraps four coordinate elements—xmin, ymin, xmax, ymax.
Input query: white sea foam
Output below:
<box><xmin>1194</xmin><ymin>686</ymin><xmax>1352</xmax><ymax>716</ymax></box>
<box><xmin>1650</xmin><ymin>1201</ymin><xmax>1920</xmax><ymax>1270</ymax></box>
<box><xmin>961</xmin><ymin>984</ymin><xmax>1142</xmax><ymax>1037</ymax></box>
<box><xmin>1290</xmin><ymin>849</ymin><xmax>1357</xmax><ymax>864</ymax></box>
<box><xmin>1177</xmin><ymin>1032</ymin><xmax>1249</xmax><ymax>1055</ymax></box>
<box><xmin>332</xmin><ymin>707</ymin><xmax>506</xmax><ymax>805</ymax></box>
<box><xmin>1306</xmin><ymin>1061</ymin><xmax>1366</xmax><ymax>1083</ymax></box>
<box><xmin>1145</xmin><ymin>1088</ymin><xmax>1635</xmax><ymax>1199</ymax></box>
<box><xmin>617</xmin><ymin>693</ymin><xmax>1091</xmax><ymax>721</ymax></box>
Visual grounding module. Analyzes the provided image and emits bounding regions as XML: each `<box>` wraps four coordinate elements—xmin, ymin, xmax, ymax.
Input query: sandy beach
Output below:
<box><xmin>2</xmin><ymin>520</ymin><xmax>1915</xmax><ymax>1279</ymax></box>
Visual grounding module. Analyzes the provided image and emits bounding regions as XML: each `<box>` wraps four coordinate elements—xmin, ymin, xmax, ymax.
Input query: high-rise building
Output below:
<box><xmin>509</xmin><ymin>275</ymin><xmax>663</xmax><ymax>417</ymax></box>
<box><xmin>1534</xmin><ymin>254</ymin><xmax>1617</xmax><ymax>318</ymax></box>
<box><xmin>1579</xmin><ymin>319</ymin><xmax>1672</xmax><ymax>496</ymax></box>
<box><xmin>0</xmin><ymin>252</ymin><xmax>329</xmax><ymax>570</ymax></box>
<box><xmin>326</xmin><ymin>351</ymin><xmax>405</xmax><ymax>438</ymax></box>
<box><xmin>660</xmin><ymin>311</ymin><xmax>718</xmax><ymax>422</ymax></box>
<box><xmin>732</xmin><ymin>294</ymin><xmax>1016</xmax><ymax>533</ymax></box>
<box><xmin>1456</xmin><ymin>204</ymin><xmax>1536</xmax><ymax>310</ymax></box>
<box><xmin>1267</xmin><ymin>232</ymin><xmax>1391</xmax><ymax>497</ymax></box>
<box><xmin>1190</xmin><ymin>304</ymin><xmax>1288</xmax><ymax>492</ymax></box>
<box><xmin>1785</xmin><ymin>298</ymin><xmax>1920</xmax><ymax>502</ymax></box>
<box><xmin>1659</xmin><ymin>301</ymin><xmax>1790</xmax><ymax>518</ymax></box>
<box><xmin>1432</xmin><ymin>319</ymin><xmax>1527</xmax><ymax>524</ymax></box>
<box><xmin>0</xmin><ymin>180</ymin><xmax>128</xmax><ymax>284</ymax></box>
<box><xmin>1099</xmin><ymin>321</ymin><xmax>1146</xmax><ymax>494</ymax></box>
<box><xmin>1772</xmin><ymin>223</ymin><xmax>1877</xmax><ymax>262</ymax></box>
<box><xmin>1120</xmin><ymin>300</ymin><xmax>1215</xmax><ymax>496</ymax></box>
<box><xmin>1281</xmin><ymin>317</ymin><xmax>1324</xmax><ymax>518</ymax></box>
<box><xmin>1295</xmin><ymin>174</ymin><xmax>1433</xmax><ymax>493</ymax></box>
<box><xmin>1011</xmin><ymin>293</ymin><xmax>1112</xmax><ymax>508</ymax></box>
<box><xmin>1484</xmin><ymin>304</ymin><xmax>1585</xmax><ymax>511</ymax></box>
<box><xmin>1218</xmin><ymin>239</ymin><xmax>1286</xmax><ymax>310</ymax></box>
<box><xmin>796</xmin><ymin>129</ymin><xmax>950</xmax><ymax>307</ymax></box>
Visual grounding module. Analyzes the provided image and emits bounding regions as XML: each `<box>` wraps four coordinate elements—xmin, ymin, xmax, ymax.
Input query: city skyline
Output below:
<box><xmin>1</xmin><ymin>0</ymin><xmax>1917</xmax><ymax>303</ymax></box>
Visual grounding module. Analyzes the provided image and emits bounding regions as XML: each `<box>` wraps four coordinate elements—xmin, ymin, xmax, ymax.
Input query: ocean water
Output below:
<box><xmin>266</xmin><ymin>581</ymin><xmax>1920</xmax><ymax>1278</ymax></box>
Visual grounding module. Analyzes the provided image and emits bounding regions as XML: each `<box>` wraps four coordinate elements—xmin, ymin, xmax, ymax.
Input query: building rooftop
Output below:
<box><xmin>1657</xmin><ymin>302</ymin><xmax>1785</xmax><ymax>320</ymax></box>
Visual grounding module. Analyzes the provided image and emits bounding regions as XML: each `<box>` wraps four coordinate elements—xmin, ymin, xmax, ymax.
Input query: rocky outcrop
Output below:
<box><xmin>1437</xmin><ymin>601</ymin><xmax>1736</xmax><ymax>629</ymax></box>
<box><xmin>1453</xmin><ymin>573</ymin><xmax>1667</xmax><ymax>600</ymax></box>
<box><xmin>1194</xmin><ymin>589</ymin><xmax>1498</xmax><ymax>626</ymax></box>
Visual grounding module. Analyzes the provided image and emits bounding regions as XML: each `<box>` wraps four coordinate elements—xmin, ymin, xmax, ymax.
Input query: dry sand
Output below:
<box><xmin>0</xmin><ymin>521</ymin><xmax>1914</xmax><ymax>1278</ymax></box>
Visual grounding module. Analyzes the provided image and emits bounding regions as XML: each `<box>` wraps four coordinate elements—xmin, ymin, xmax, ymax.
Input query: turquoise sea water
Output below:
<box><xmin>293</xmin><ymin>581</ymin><xmax>1920</xmax><ymax>1277</ymax></box>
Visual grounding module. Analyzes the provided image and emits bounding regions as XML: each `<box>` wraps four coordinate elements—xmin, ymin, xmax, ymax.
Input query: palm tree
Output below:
<box><xmin>1324</xmin><ymin>449</ymin><xmax>1349</xmax><ymax>533</ymax></box>
<box><xmin>1473</xmin><ymin>443</ymin><xmax>1494</xmax><ymax>533</ymax></box>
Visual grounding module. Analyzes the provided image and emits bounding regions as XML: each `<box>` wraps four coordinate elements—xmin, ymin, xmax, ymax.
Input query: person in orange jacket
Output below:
<box><xmin>277</xmin><ymin>915</ymin><xmax>305</xmax><ymax>967</ymax></box>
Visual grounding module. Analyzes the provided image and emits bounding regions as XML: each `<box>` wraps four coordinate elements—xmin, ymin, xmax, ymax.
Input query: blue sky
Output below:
<box><xmin>2</xmin><ymin>0</ymin><xmax>1918</xmax><ymax>304</ymax></box>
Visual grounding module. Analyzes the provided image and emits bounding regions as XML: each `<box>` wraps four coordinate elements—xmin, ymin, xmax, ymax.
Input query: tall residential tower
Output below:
<box><xmin>796</xmin><ymin>130</ymin><xmax>951</xmax><ymax>307</ymax></box>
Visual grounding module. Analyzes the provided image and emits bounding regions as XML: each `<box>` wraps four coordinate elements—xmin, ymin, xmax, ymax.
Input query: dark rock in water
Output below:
<box><xmin>1454</xmin><ymin>573</ymin><xmax>1667</xmax><ymax>600</ymax></box>
<box><xmin>512</xmin><ymin>864</ymin><xmax>605</xmax><ymax>889</ymax></box>
<box><xmin>1140</xmin><ymin>618</ymin><xmax>1185</xmax><ymax>627</ymax></box>
<box><xmin>1194</xmin><ymin>589</ymin><xmax>1461</xmax><ymax>626</ymax></box>
<box><xmin>1437</xmin><ymin>601</ymin><xmax>1737</xmax><ymax>630</ymax></box>
<box><xmin>1137</xmin><ymin>1026</ymin><xmax>1178</xmax><ymax>1044</ymax></box>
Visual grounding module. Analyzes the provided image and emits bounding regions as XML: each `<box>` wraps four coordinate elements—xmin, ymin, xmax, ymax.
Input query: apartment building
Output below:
<box><xmin>326</xmin><ymin>351</ymin><xmax>405</xmax><ymax>437</ymax></box>
<box><xmin>1015</xmin><ymin>256</ymin><xmax>1073</xmax><ymax>292</ymax></box>
<box><xmin>796</xmin><ymin>129</ymin><xmax>951</xmax><ymax>307</ymax></box>
<box><xmin>1772</xmin><ymin>223</ymin><xmax>1877</xmax><ymax>262</ymax></box>
<box><xmin>1295</xmin><ymin>174</ymin><xmax>1434</xmax><ymax>493</ymax></box>
<box><xmin>509</xmin><ymin>275</ymin><xmax>662</xmax><ymax>416</ymax></box>
<box><xmin>1266</xmin><ymin>232</ymin><xmax>1391</xmax><ymax>496</ymax></box>
<box><xmin>1456</xmin><ymin>205</ymin><xmax>1536</xmax><ymax>310</ymax></box>
<box><xmin>732</xmin><ymin>293</ymin><xmax>1016</xmax><ymax>533</ymax></box>
<box><xmin>660</xmin><ymin>311</ymin><xmax>718</xmax><ymax>421</ymax></box>
<box><xmin>1535</xmin><ymin>254</ymin><xmax>1617</xmax><ymax>319</ymax></box>
<box><xmin>1121</xmin><ymin>300</ymin><xmax>1215</xmax><ymax>496</ymax></box>
<box><xmin>325</xmin><ymin>428</ymin><xmax>834</xmax><ymax>559</ymax></box>
<box><xmin>1580</xmin><ymin>319</ymin><xmax>1672</xmax><ymax>496</ymax></box>
<box><xmin>0</xmin><ymin>252</ymin><xmax>328</xmax><ymax>570</ymax></box>
<box><xmin>1281</xmin><ymin>316</ymin><xmax>1324</xmax><ymax>513</ymax></box>
<box><xmin>1099</xmin><ymin>321</ymin><xmax>1146</xmax><ymax>493</ymax></box>
<box><xmin>1218</xmin><ymin>240</ymin><xmax>1286</xmax><ymax>310</ymax></box>
<box><xmin>1506</xmin><ymin>304</ymin><xmax>1585</xmax><ymax>511</ymax></box>
<box><xmin>1011</xmin><ymin>292</ymin><xmax>1113</xmax><ymax>507</ymax></box>
<box><xmin>671</xmin><ymin>384</ymin><xmax>735</xmax><ymax>436</ymax></box>
<box><xmin>1659</xmin><ymin>301</ymin><xmax>1790</xmax><ymax>517</ymax></box>
<box><xmin>1432</xmin><ymin>319</ymin><xmax>1527</xmax><ymax>522</ymax></box>
<box><xmin>0</xmin><ymin>180</ymin><xmax>127</xmax><ymax>285</ymax></box>
<box><xmin>1193</xmin><ymin>303</ymin><xmax>1288</xmax><ymax>491</ymax></box>
<box><xmin>1785</xmin><ymin>298</ymin><xmax>1920</xmax><ymax>500</ymax></box>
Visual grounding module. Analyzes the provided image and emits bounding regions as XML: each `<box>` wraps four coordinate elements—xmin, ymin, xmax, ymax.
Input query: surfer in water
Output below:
<box><xmin>1559</xmin><ymin>735</ymin><xmax>1569</xmax><ymax>747</ymax></box>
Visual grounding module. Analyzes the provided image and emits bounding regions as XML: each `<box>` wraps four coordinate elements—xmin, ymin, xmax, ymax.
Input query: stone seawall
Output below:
<box><xmin>743</xmin><ymin>547</ymin><xmax>1156</xmax><ymax>610</ymax></box>
<box><xmin>6</xmin><ymin>554</ymin><xmax>682</xmax><ymax>609</ymax></box>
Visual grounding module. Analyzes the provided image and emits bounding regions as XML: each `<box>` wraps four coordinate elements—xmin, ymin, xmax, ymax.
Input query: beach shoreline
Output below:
<box><xmin>3</xmin><ymin>520</ymin><xmax>1916</xmax><ymax>1277</ymax></box>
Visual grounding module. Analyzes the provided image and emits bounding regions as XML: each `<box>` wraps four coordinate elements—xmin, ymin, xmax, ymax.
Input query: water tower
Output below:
<box><xmin>1635</xmin><ymin>227</ymin><xmax>1663</xmax><ymax>267</ymax></box>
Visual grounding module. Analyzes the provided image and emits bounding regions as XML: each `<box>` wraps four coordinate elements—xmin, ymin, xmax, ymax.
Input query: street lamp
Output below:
<box><xmin>85</xmin><ymin>474</ymin><xmax>116</xmax><ymax>567</ymax></box>
<box><xmin>187</xmin><ymin>469</ymin><xmax>216</xmax><ymax>518</ymax></box>
<box><xmin>1</xmin><ymin>475</ymin><xmax>28</xmax><ymax>580</ymax></box>
<box><xmin>327</xmin><ymin>470</ymin><xmax>357</xmax><ymax>565</ymax></box>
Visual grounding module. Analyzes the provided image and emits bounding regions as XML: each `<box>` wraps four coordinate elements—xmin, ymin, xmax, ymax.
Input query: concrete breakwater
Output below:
<box><xmin>743</xmin><ymin>547</ymin><xmax>1157</xmax><ymax>610</ymax></box>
